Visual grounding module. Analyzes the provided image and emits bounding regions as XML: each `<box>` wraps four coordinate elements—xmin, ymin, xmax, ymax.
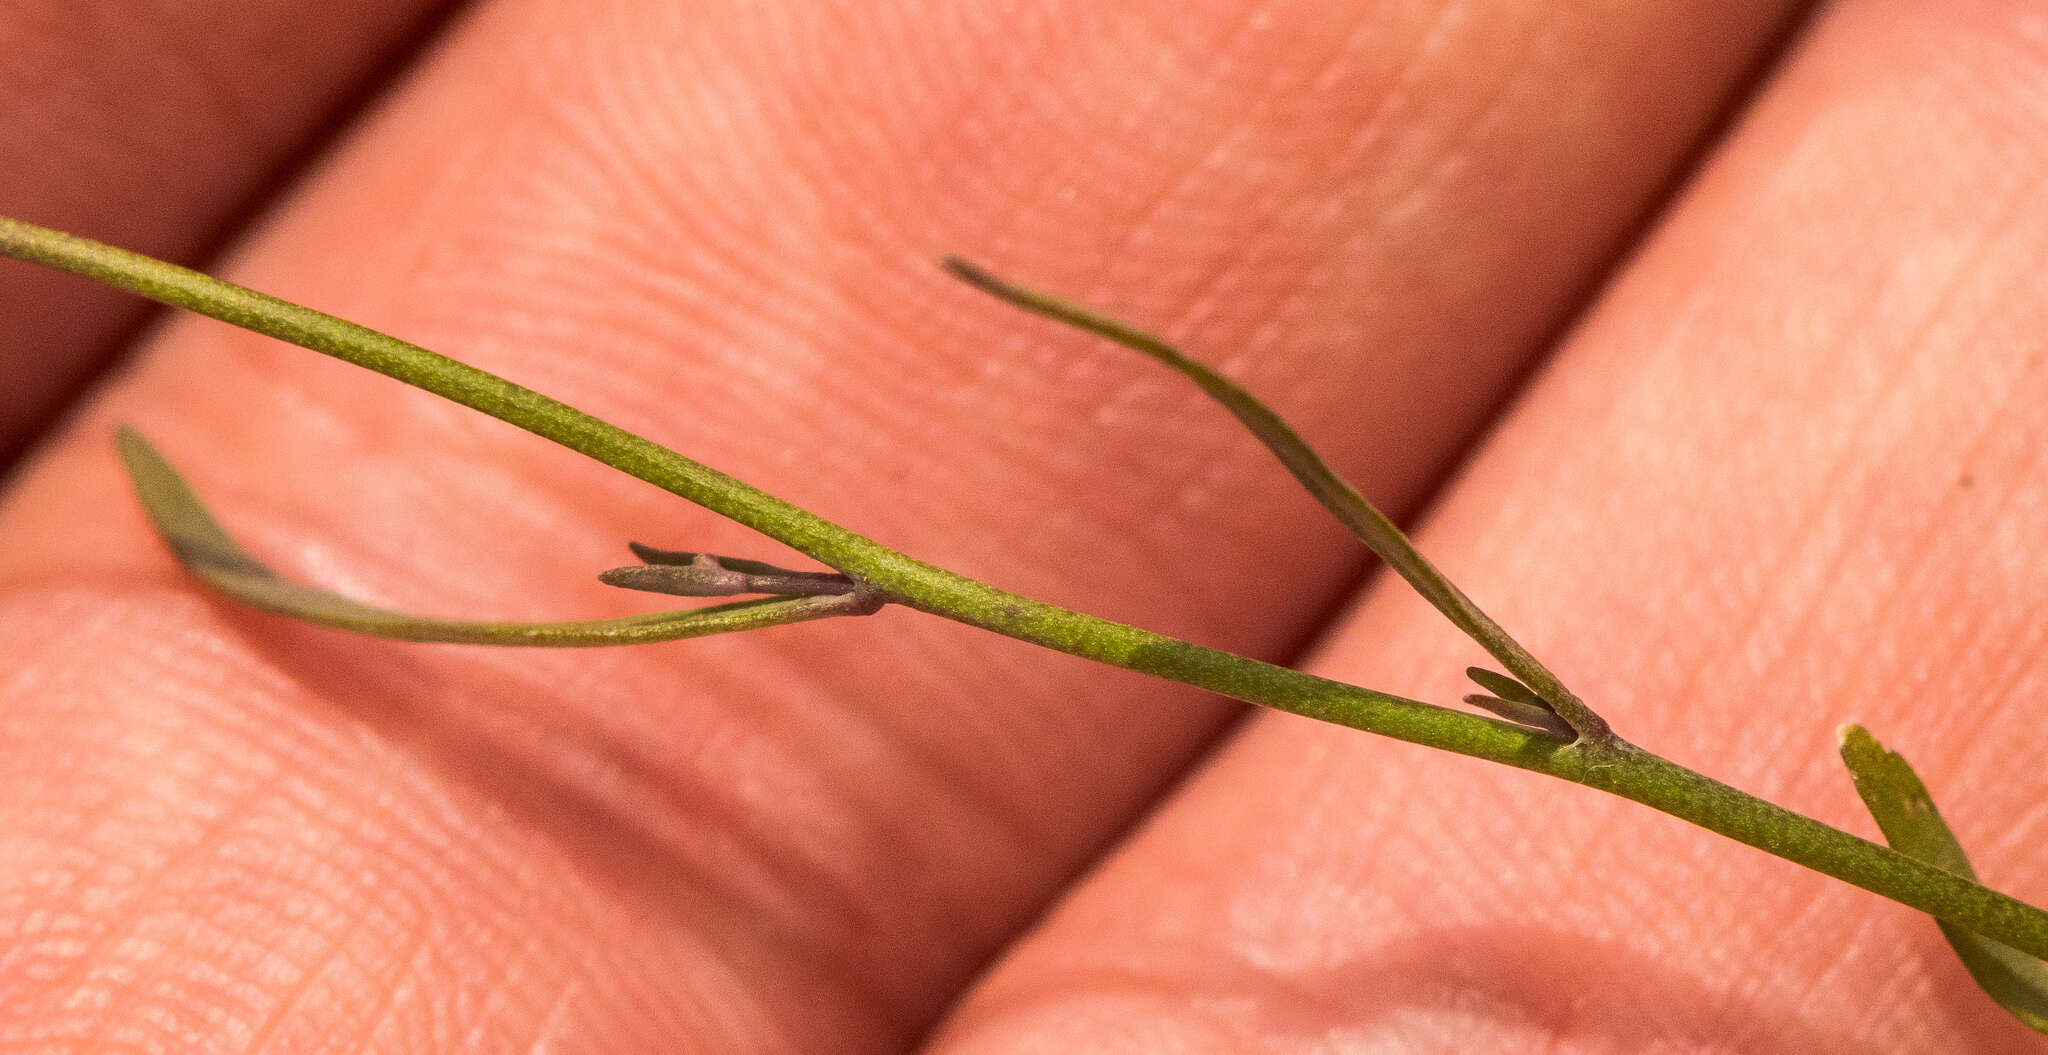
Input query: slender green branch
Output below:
<box><xmin>118</xmin><ymin>426</ymin><xmax>884</xmax><ymax>645</ymax></box>
<box><xmin>4</xmin><ymin>216</ymin><xmax>2046</xmax><ymax>963</ymax></box>
<box><xmin>942</xmin><ymin>257</ymin><xmax>1611</xmax><ymax>744</ymax></box>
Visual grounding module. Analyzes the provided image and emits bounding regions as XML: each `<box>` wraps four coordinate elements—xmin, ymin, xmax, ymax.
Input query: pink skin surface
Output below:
<box><xmin>4</xmin><ymin>1</ymin><xmax>2043</xmax><ymax>1051</ymax></box>
<box><xmin>0</xmin><ymin>0</ymin><xmax>452</xmax><ymax>457</ymax></box>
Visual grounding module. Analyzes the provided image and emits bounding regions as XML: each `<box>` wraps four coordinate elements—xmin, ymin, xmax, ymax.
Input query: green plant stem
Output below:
<box><xmin>3</xmin><ymin>215</ymin><xmax>2044</xmax><ymax>958</ymax></box>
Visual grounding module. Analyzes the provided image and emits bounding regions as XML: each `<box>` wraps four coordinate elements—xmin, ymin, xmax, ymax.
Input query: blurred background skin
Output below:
<box><xmin>0</xmin><ymin>0</ymin><xmax>463</xmax><ymax>469</ymax></box>
<box><xmin>3</xmin><ymin>1</ymin><xmax>2047</xmax><ymax>1052</ymax></box>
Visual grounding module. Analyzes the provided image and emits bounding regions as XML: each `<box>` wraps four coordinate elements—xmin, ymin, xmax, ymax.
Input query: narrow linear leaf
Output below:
<box><xmin>942</xmin><ymin>257</ymin><xmax>1611</xmax><ymax>744</ymax></box>
<box><xmin>629</xmin><ymin>542</ymin><xmax>835</xmax><ymax>580</ymax></box>
<box><xmin>623</xmin><ymin>543</ymin><xmax>855</xmax><ymax>595</ymax></box>
<box><xmin>116</xmin><ymin>428</ymin><xmax>878</xmax><ymax>646</ymax></box>
<box><xmin>598</xmin><ymin>561</ymin><xmax>854</xmax><ymax>598</ymax></box>
<box><xmin>1463</xmin><ymin>694</ymin><xmax>1573</xmax><ymax>741</ymax></box>
<box><xmin>600</xmin><ymin>562</ymin><xmax>753</xmax><ymax>597</ymax></box>
<box><xmin>1839</xmin><ymin>724</ymin><xmax>2048</xmax><ymax>1034</ymax></box>
<box><xmin>1468</xmin><ymin>667</ymin><xmax>1548</xmax><ymax>708</ymax></box>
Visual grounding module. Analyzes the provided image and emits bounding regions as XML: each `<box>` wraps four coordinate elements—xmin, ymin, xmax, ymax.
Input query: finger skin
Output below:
<box><xmin>0</xmin><ymin>0</ymin><xmax>1796</xmax><ymax>1051</ymax></box>
<box><xmin>0</xmin><ymin>0</ymin><xmax>454</xmax><ymax>459</ymax></box>
<box><xmin>929</xmin><ymin>1</ymin><xmax>2048</xmax><ymax>1051</ymax></box>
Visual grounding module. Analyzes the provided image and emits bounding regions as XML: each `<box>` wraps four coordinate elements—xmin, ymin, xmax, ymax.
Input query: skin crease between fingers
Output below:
<box><xmin>0</xmin><ymin>0</ymin><xmax>459</xmax><ymax>463</ymax></box>
<box><xmin>928</xmin><ymin>1</ymin><xmax>2048</xmax><ymax>1052</ymax></box>
<box><xmin>0</xmin><ymin>1</ymin><xmax>1805</xmax><ymax>1052</ymax></box>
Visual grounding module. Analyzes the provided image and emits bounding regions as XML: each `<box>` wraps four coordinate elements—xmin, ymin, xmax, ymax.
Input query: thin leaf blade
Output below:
<box><xmin>1467</xmin><ymin>667</ymin><xmax>1548</xmax><ymax>708</ymax></box>
<box><xmin>1461</xmin><ymin>694</ymin><xmax>1572</xmax><ymax>740</ymax></box>
<box><xmin>943</xmin><ymin>257</ymin><xmax>1611</xmax><ymax>743</ymax></box>
<box><xmin>116</xmin><ymin>427</ymin><xmax>872</xmax><ymax>646</ymax></box>
<box><xmin>620</xmin><ymin>543</ymin><xmax>855</xmax><ymax>595</ymax></box>
<box><xmin>1839</xmin><ymin>724</ymin><xmax>2048</xmax><ymax>1034</ymax></box>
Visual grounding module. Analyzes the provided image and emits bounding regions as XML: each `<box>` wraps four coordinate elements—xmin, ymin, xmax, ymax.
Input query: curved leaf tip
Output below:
<box><xmin>1839</xmin><ymin>723</ymin><xmax>2048</xmax><ymax>1034</ymax></box>
<box><xmin>114</xmin><ymin>428</ymin><xmax>878</xmax><ymax>646</ymax></box>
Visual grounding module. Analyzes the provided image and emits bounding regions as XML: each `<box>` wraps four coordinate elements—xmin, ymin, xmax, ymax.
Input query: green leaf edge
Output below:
<box><xmin>1839</xmin><ymin>723</ymin><xmax>2048</xmax><ymax>1034</ymax></box>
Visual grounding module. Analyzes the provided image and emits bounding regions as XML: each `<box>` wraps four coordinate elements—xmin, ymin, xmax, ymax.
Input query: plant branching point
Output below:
<box><xmin>941</xmin><ymin>256</ymin><xmax>1613</xmax><ymax>747</ymax></box>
